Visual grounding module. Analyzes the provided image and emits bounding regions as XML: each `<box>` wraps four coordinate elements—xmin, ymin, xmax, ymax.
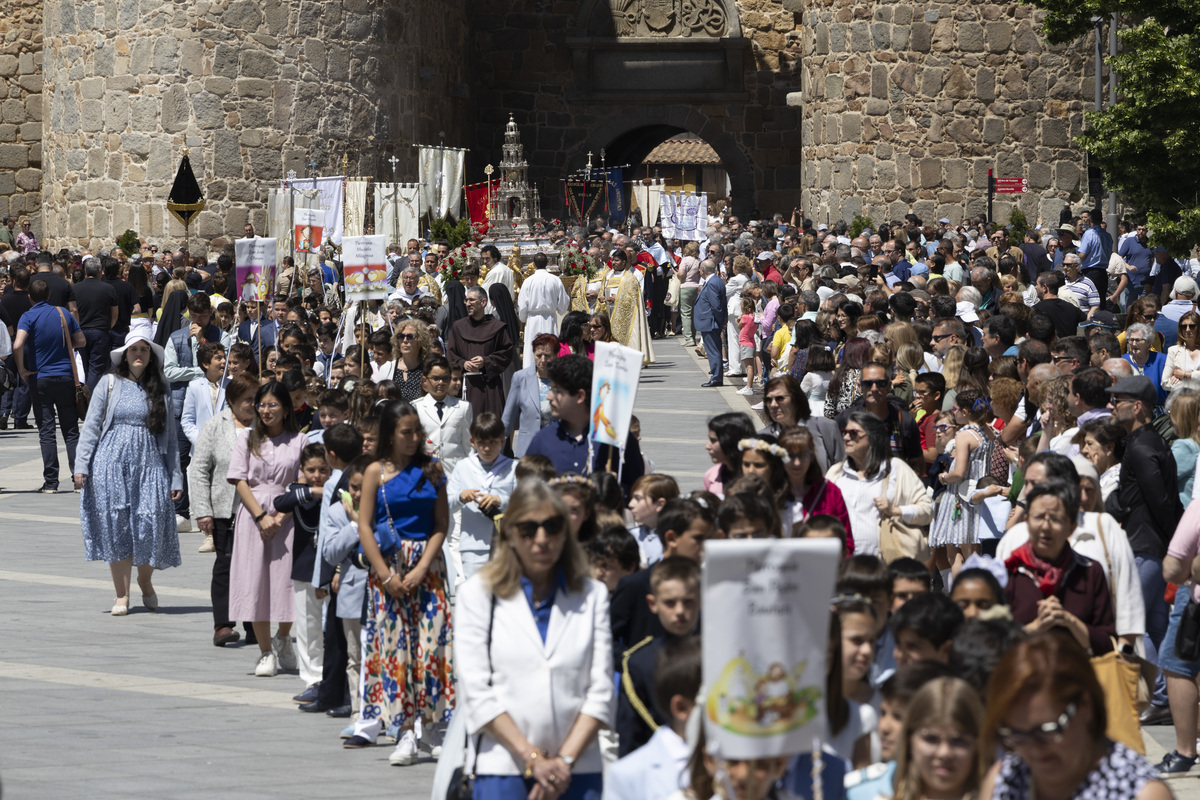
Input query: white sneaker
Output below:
<box><xmin>750</xmin><ymin>402</ymin><xmax>765</xmax><ymax>410</ymax></box>
<box><xmin>424</xmin><ymin>724</ymin><xmax>443</xmax><ymax>758</ymax></box>
<box><xmin>736</xmin><ymin>387</ymin><xmax>754</xmax><ymax>396</ymax></box>
<box><xmin>388</xmin><ymin>730</ymin><xmax>419</xmax><ymax>766</ymax></box>
<box><xmin>198</xmin><ymin>534</ymin><xmax>215</xmax><ymax>553</ymax></box>
<box><xmin>273</xmin><ymin>633</ymin><xmax>298</xmax><ymax>671</ymax></box>
<box><xmin>254</xmin><ymin>650</ymin><xmax>278</xmax><ymax>677</ymax></box>
<box><xmin>176</xmin><ymin>515</ymin><xmax>193</xmax><ymax>533</ymax></box>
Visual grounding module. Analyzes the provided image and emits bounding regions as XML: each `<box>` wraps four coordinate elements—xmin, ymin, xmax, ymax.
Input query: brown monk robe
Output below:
<box><xmin>446</xmin><ymin>287</ymin><xmax>515</xmax><ymax>420</ymax></box>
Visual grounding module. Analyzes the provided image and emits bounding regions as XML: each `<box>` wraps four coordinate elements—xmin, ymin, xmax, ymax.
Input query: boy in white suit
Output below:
<box><xmin>603</xmin><ymin>636</ymin><xmax>700</xmax><ymax>800</ymax></box>
<box><xmin>412</xmin><ymin>355</ymin><xmax>473</xmax><ymax>475</ymax></box>
<box><xmin>180</xmin><ymin>342</ymin><xmax>228</xmax><ymax>445</ymax></box>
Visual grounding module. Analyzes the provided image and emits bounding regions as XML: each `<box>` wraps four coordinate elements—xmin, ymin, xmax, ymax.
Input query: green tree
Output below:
<box><xmin>430</xmin><ymin>215</ymin><xmax>472</xmax><ymax>249</ymax></box>
<box><xmin>1008</xmin><ymin>208</ymin><xmax>1030</xmax><ymax>243</ymax></box>
<box><xmin>1023</xmin><ymin>1</ymin><xmax>1200</xmax><ymax>251</ymax></box>
<box><xmin>849</xmin><ymin>215</ymin><xmax>874</xmax><ymax>239</ymax></box>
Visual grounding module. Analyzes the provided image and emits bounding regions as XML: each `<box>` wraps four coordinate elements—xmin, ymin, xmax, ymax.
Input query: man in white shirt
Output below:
<box><xmin>479</xmin><ymin>244</ymin><xmax>515</xmax><ymax>303</ymax></box>
<box><xmin>388</xmin><ymin>267</ymin><xmax>429</xmax><ymax>305</ymax></box>
<box><xmin>517</xmin><ymin>252</ymin><xmax>570</xmax><ymax>369</ymax></box>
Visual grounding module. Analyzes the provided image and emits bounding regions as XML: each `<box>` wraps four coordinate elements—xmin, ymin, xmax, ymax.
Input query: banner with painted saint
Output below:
<box><xmin>589</xmin><ymin>341</ymin><xmax>642</xmax><ymax>454</ymax></box>
<box><xmin>235</xmin><ymin>237</ymin><xmax>278</xmax><ymax>303</ymax></box>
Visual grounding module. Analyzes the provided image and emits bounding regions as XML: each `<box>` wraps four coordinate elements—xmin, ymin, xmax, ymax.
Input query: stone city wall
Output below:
<box><xmin>39</xmin><ymin>0</ymin><xmax>470</xmax><ymax>253</ymax></box>
<box><xmin>0</xmin><ymin>0</ymin><xmax>44</xmax><ymax>228</ymax></box>
<box><xmin>801</xmin><ymin>0</ymin><xmax>1094</xmax><ymax>226</ymax></box>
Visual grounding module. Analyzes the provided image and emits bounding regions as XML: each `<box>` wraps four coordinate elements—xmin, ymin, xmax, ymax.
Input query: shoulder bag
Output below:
<box><xmin>57</xmin><ymin>307</ymin><xmax>90</xmax><ymax>418</ymax></box>
<box><xmin>353</xmin><ymin>469</ymin><xmax>404</xmax><ymax>569</ymax></box>
<box><xmin>447</xmin><ymin>593</ymin><xmax>496</xmax><ymax>800</ymax></box>
<box><xmin>877</xmin><ymin>462</ymin><xmax>930</xmax><ymax>562</ymax></box>
<box><xmin>1088</xmin><ymin>516</ymin><xmax>1152</xmax><ymax>754</ymax></box>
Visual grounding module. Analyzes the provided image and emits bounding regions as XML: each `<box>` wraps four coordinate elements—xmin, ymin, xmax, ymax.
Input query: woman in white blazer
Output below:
<box><xmin>455</xmin><ymin>479</ymin><xmax>613</xmax><ymax>800</ymax></box>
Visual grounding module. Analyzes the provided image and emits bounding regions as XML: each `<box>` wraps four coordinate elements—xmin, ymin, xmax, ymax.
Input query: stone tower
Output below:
<box><xmin>38</xmin><ymin>0</ymin><xmax>471</xmax><ymax>250</ymax></box>
<box><xmin>801</xmin><ymin>0</ymin><xmax>1094</xmax><ymax>226</ymax></box>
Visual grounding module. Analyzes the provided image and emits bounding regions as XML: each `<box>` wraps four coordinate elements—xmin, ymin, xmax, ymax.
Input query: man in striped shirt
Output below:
<box><xmin>1062</xmin><ymin>253</ymin><xmax>1100</xmax><ymax>319</ymax></box>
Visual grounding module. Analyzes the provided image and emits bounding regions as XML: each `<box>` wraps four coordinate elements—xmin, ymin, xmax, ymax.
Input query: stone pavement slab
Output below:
<box><xmin>0</xmin><ymin>339</ymin><xmax>752</xmax><ymax>799</ymax></box>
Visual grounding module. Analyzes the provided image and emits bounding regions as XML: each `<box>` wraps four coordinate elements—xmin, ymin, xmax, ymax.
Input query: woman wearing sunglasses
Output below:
<box><xmin>982</xmin><ymin>631</ymin><xmax>1166</xmax><ymax>800</ymax></box>
<box><xmin>1163</xmin><ymin>311</ymin><xmax>1200</xmax><ymax>399</ymax></box>
<box><xmin>455</xmin><ymin>479</ymin><xmax>612</xmax><ymax>800</ymax></box>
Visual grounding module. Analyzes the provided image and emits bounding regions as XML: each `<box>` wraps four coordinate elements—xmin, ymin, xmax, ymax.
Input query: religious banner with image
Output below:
<box><xmin>703</xmin><ymin>538</ymin><xmax>840</xmax><ymax>760</ymax></box>
<box><xmin>589</xmin><ymin>341</ymin><xmax>642</xmax><ymax>465</ymax></box>
<box><xmin>293</xmin><ymin>207</ymin><xmax>324</xmax><ymax>255</ymax></box>
<box><xmin>342</xmin><ymin>234</ymin><xmax>389</xmax><ymax>300</ymax></box>
<box><xmin>235</xmin><ymin>237</ymin><xmax>278</xmax><ymax>302</ymax></box>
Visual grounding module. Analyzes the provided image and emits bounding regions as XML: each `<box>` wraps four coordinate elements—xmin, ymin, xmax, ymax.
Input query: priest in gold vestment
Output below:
<box><xmin>597</xmin><ymin>249</ymin><xmax>655</xmax><ymax>365</ymax></box>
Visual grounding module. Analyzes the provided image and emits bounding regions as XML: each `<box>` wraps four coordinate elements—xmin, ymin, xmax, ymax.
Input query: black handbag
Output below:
<box><xmin>446</xmin><ymin>593</ymin><xmax>496</xmax><ymax>800</ymax></box>
<box><xmin>1176</xmin><ymin>596</ymin><xmax>1200</xmax><ymax>661</ymax></box>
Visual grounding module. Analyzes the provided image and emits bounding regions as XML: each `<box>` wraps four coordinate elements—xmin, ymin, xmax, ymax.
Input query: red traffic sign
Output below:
<box><xmin>994</xmin><ymin>178</ymin><xmax>1028</xmax><ymax>185</ymax></box>
<box><xmin>996</xmin><ymin>185</ymin><xmax>1030</xmax><ymax>194</ymax></box>
<box><xmin>993</xmin><ymin>176</ymin><xmax>1029</xmax><ymax>194</ymax></box>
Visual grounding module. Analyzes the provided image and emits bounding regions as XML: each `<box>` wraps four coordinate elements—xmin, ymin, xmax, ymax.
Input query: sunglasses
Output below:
<box><xmin>397</xmin><ymin>333</ymin><xmax>415</xmax><ymax>341</ymax></box>
<box><xmin>765</xmin><ymin>395</ymin><xmax>789</xmax><ymax>405</ymax></box>
<box><xmin>787</xmin><ymin>451</ymin><xmax>813</xmax><ymax>462</ymax></box>
<box><xmin>934</xmin><ymin>424</ymin><xmax>957</xmax><ymax>432</ymax></box>
<box><xmin>997</xmin><ymin>702</ymin><xmax>1077</xmax><ymax>749</ymax></box>
<box><xmin>842</xmin><ymin>429</ymin><xmax>865</xmax><ymax>441</ymax></box>
<box><xmin>860</xmin><ymin>379</ymin><xmax>889</xmax><ymax>389</ymax></box>
<box><xmin>1183</xmin><ymin>324</ymin><xmax>1198</xmax><ymax>331</ymax></box>
<box><xmin>512</xmin><ymin>515</ymin><xmax>565</xmax><ymax>541</ymax></box>
<box><xmin>931</xmin><ymin>333</ymin><xmax>954</xmax><ymax>342</ymax></box>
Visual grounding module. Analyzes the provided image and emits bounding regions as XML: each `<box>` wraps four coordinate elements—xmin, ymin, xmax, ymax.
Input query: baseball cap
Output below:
<box><xmin>1106</xmin><ymin>375</ymin><xmax>1157</xmax><ymax>408</ymax></box>
<box><xmin>817</xmin><ymin>223</ymin><xmax>829</xmax><ymax>232</ymax></box>
<box><xmin>756</xmin><ymin>251</ymin><xmax>776</xmax><ymax>261</ymax></box>
<box><xmin>833</xmin><ymin>275</ymin><xmax>863</xmax><ymax>291</ymax></box>
<box><xmin>938</xmin><ymin>218</ymin><xmax>951</xmax><ymax>224</ymax></box>
<box><xmin>1081</xmin><ymin>310</ymin><xmax>1119</xmax><ymax>330</ymax></box>
<box><xmin>956</xmin><ymin>300</ymin><xmax>980</xmax><ymax>323</ymax></box>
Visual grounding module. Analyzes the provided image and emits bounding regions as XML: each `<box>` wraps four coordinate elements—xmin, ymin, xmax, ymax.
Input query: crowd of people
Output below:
<box><xmin>0</xmin><ymin>203</ymin><xmax>1196</xmax><ymax>800</ymax></box>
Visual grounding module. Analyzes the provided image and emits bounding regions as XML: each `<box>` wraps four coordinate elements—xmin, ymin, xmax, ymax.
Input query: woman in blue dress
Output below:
<box><xmin>74</xmin><ymin>331</ymin><xmax>182</xmax><ymax>616</ymax></box>
<box><xmin>344</xmin><ymin>399</ymin><xmax>454</xmax><ymax>766</ymax></box>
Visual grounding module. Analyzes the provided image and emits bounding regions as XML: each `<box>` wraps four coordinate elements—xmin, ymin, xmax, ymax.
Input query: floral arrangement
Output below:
<box><xmin>559</xmin><ymin>241</ymin><xmax>599</xmax><ymax>279</ymax></box>
<box><xmin>437</xmin><ymin>245</ymin><xmax>475</xmax><ymax>285</ymax></box>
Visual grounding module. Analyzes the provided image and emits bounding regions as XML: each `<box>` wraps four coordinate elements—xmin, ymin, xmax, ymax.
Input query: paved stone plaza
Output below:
<box><xmin>0</xmin><ymin>346</ymin><xmax>739</xmax><ymax>799</ymax></box>
<box><xmin>0</xmin><ymin>347</ymin><xmax>1197</xmax><ymax>799</ymax></box>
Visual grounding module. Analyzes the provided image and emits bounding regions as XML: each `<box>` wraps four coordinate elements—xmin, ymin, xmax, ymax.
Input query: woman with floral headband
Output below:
<box><xmin>737</xmin><ymin>434</ymin><xmax>789</xmax><ymax>506</ymax></box>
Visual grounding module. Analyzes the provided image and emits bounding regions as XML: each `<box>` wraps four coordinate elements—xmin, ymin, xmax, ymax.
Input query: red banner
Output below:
<box><xmin>466</xmin><ymin>182</ymin><xmax>494</xmax><ymax>234</ymax></box>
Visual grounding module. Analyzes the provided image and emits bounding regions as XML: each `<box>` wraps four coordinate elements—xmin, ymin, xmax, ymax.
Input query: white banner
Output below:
<box><xmin>418</xmin><ymin>146</ymin><xmax>466</xmax><ymax>219</ymax></box>
<box><xmin>293</xmin><ymin>207</ymin><xmax>324</xmax><ymax>255</ymax></box>
<box><xmin>234</xmin><ymin>236</ymin><xmax>278</xmax><ymax>302</ymax></box>
<box><xmin>342</xmin><ymin>234</ymin><xmax>389</xmax><ymax>301</ymax></box>
<box><xmin>703</xmin><ymin>538</ymin><xmax>840</xmax><ymax>760</ymax></box>
<box><xmin>283</xmin><ymin>176</ymin><xmax>345</xmax><ymax>246</ymax></box>
<box><xmin>660</xmin><ymin>190</ymin><xmax>679</xmax><ymax>240</ymax></box>
<box><xmin>660</xmin><ymin>191</ymin><xmax>707</xmax><ymax>241</ymax></box>
<box><xmin>270</xmin><ymin>187</ymin><xmax>321</xmax><ymax>267</ymax></box>
<box><xmin>589</xmin><ymin>340</ymin><xmax>642</xmax><ymax>451</ymax></box>
<box><xmin>375</xmin><ymin>182</ymin><xmax>421</xmax><ymax>248</ymax></box>
<box><xmin>632</xmin><ymin>179</ymin><xmax>664</xmax><ymax>228</ymax></box>
<box><xmin>345</xmin><ymin>179</ymin><xmax>369</xmax><ymax>238</ymax></box>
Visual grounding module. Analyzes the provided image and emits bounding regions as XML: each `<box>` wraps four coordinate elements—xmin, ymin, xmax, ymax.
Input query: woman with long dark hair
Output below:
<box><xmin>785</xmin><ymin>319</ymin><xmax>821</xmax><ymax>380</ymax></box>
<box><xmin>779</xmin><ymin>427</ymin><xmax>853</xmax><ymax>545</ymax></box>
<box><xmin>75</xmin><ymin>332</ymin><xmax>183</xmax><ymax>615</ymax></box>
<box><xmin>558</xmin><ymin>310</ymin><xmax>592</xmax><ymax>358</ymax></box>
<box><xmin>703</xmin><ymin>411</ymin><xmax>756</xmax><ymax>497</ymax></box>
<box><xmin>824</xmin><ymin>337</ymin><xmax>871</xmax><ymax>419</ymax></box>
<box><xmin>227</xmin><ymin>381</ymin><xmax>306</xmax><ymax>676</ymax></box>
<box><xmin>759</xmin><ymin>374</ymin><xmax>844</xmax><ymax>471</ymax></box>
<box><xmin>345</xmin><ymin>400</ymin><xmax>453</xmax><ymax>765</ymax></box>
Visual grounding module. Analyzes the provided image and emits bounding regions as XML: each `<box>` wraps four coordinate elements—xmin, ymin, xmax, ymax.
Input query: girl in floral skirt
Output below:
<box><xmin>344</xmin><ymin>399</ymin><xmax>454</xmax><ymax>766</ymax></box>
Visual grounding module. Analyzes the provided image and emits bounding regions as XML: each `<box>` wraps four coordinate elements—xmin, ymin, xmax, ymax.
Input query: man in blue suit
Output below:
<box><xmin>692</xmin><ymin>259</ymin><xmax>726</xmax><ymax>387</ymax></box>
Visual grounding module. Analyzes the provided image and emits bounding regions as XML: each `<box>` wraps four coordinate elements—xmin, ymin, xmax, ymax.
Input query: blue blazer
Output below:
<box><xmin>1124</xmin><ymin>350</ymin><xmax>1168</xmax><ymax>406</ymax></box>
<box><xmin>693</xmin><ymin>276</ymin><xmax>727</xmax><ymax>333</ymax></box>
<box><xmin>236</xmin><ymin>317</ymin><xmax>278</xmax><ymax>353</ymax></box>
<box><xmin>502</xmin><ymin>365</ymin><xmax>546</xmax><ymax>457</ymax></box>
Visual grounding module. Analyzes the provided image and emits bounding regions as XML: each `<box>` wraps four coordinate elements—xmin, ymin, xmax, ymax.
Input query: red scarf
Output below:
<box><xmin>1005</xmin><ymin>542</ymin><xmax>1071</xmax><ymax>597</ymax></box>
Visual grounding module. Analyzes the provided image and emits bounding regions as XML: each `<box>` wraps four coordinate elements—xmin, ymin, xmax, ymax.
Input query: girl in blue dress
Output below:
<box><xmin>345</xmin><ymin>400</ymin><xmax>454</xmax><ymax>766</ymax></box>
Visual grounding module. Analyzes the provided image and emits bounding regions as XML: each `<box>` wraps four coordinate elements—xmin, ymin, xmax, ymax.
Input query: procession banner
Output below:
<box><xmin>234</xmin><ymin>237</ymin><xmax>277</xmax><ymax>302</ymax></box>
<box><xmin>293</xmin><ymin>207</ymin><xmax>324</xmax><ymax>255</ymax></box>
<box><xmin>660</xmin><ymin>191</ymin><xmax>679</xmax><ymax>239</ymax></box>
<box><xmin>374</xmin><ymin>182</ymin><xmax>421</xmax><ymax>247</ymax></box>
<box><xmin>703</xmin><ymin>538</ymin><xmax>840</xmax><ymax>760</ymax></box>
<box><xmin>312</xmin><ymin>176</ymin><xmax>345</xmax><ymax>246</ymax></box>
<box><xmin>589</xmin><ymin>340</ymin><xmax>642</xmax><ymax>450</ymax></box>
<box><xmin>466</xmin><ymin>182</ymin><xmax>494</xmax><ymax>234</ymax></box>
<box><xmin>342</xmin><ymin>235</ymin><xmax>389</xmax><ymax>301</ymax></box>
<box><xmin>566</xmin><ymin>180</ymin><xmax>603</xmax><ymax>227</ymax></box>
<box><xmin>605</xmin><ymin>167</ymin><xmax>626</xmax><ymax>225</ymax></box>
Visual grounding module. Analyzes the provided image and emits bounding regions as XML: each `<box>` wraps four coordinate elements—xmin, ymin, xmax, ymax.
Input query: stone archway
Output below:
<box><xmin>567</xmin><ymin>107</ymin><xmax>756</xmax><ymax>217</ymax></box>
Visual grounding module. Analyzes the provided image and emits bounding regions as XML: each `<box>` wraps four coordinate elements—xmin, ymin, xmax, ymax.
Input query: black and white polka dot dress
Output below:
<box><xmin>992</xmin><ymin>740</ymin><xmax>1159</xmax><ymax>800</ymax></box>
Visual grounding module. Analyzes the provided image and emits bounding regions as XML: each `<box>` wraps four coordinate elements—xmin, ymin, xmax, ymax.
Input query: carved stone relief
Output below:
<box><xmin>606</xmin><ymin>0</ymin><xmax>728</xmax><ymax>37</ymax></box>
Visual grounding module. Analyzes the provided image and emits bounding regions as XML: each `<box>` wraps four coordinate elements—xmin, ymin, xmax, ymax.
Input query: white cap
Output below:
<box><xmin>1174</xmin><ymin>276</ymin><xmax>1199</xmax><ymax>299</ymax></box>
<box><xmin>956</xmin><ymin>300</ymin><xmax>980</xmax><ymax>323</ymax></box>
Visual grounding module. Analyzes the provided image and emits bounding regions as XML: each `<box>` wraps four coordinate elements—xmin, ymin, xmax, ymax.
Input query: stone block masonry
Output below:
<box><xmin>38</xmin><ymin>0</ymin><xmax>471</xmax><ymax>252</ymax></box>
<box><xmin>802</xmin><ymin>0</ymin><xmax>1093</xmax><ymax>226</ymax></box>
<box><xmin>0</xmin><ymin>0</ymin><xmax>43</xmax><ymax>228</ymax></box>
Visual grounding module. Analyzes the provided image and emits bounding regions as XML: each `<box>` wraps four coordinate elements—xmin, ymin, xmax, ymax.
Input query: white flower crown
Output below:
<box><xmin>737</xmin><ymin>438</ymin><xmax>789</xmax><ymax>458</ymax></box>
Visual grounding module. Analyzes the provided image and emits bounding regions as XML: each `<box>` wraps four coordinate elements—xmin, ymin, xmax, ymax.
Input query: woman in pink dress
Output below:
<box><xmin>227</xmin><ymin>381</ymin><xmax>306</xmax><ymax>678</ymax></box>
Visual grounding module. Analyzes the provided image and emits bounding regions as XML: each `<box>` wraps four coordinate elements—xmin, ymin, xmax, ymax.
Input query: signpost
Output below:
<box><xmin>987</xmin><ymin>169</ymin><xmax>1029</xmax><ymax>223</ymax></box>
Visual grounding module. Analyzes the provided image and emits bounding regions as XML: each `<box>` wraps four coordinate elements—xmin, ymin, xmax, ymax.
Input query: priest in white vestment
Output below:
<box><xmin>517</xmin><ymin>253</ymin><xmax>571</xmax><ymax>369</ymax></box>
<box><xmin>479</xmin><ymin>244</ymin><xmax>515</xmax><ymax>302</ymax></box>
